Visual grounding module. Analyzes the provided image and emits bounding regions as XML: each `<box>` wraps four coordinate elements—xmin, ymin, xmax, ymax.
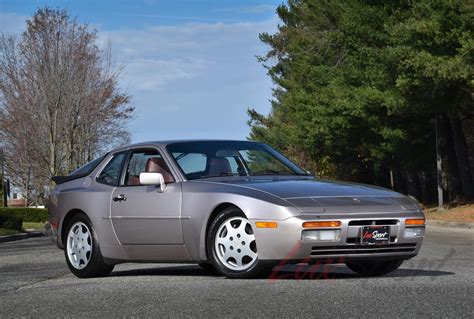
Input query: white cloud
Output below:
<box><xmin>98</xmin><ymin>17</ymin><xmax>278</xmax><ymax>141</ymax></box>
<box><xmin>124</xmin><ymin>58</ymin><xmax>210</xmax><ymax>90</ymax></box>
<box><xmin>212</xmin><ymin>4</ymin><xmax>276</xmax><ymax>14</ymax></box>
<box><xmin>100</xmin><ymin>18</ymin><xmax>278</xmax><ymax>91</ymax></box>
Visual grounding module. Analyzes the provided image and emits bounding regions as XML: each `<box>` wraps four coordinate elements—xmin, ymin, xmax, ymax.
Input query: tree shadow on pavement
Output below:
<box><xmin>266</xmin><ymin>267</ymin><xmax>455</xmax><ymax>280</ymax></box>
<box><xmin>108</xmin><ymin>264</ymin><xmax>454</xmax><ymax>280</ymax></box>
<box><xmin>109</xmin><ymin>265</ymin><xmax>220</xmax><ymax>277</ymax></box>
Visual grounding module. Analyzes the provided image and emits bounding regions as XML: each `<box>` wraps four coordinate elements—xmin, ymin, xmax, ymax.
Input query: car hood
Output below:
<box><xmin>219</xmin><ymin>178</ymin><xmax>420</xmax><ymax>214</ymax></box>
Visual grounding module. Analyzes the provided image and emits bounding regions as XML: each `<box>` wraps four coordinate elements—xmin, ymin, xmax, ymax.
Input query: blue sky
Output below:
<box><xmin>0</xmin><ymin>0</ymin><xmax>281</xmax><ymax>143</ymax></box>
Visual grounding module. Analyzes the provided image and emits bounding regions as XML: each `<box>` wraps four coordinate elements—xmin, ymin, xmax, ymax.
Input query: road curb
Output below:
<box><xmin>427</xmin><ymin>219</ymin><xmax>474</xmax><ymax>230</ymax></box>
<box><xmin>0</xmin><ymin>231</ymin><xmax>45</xmax><ymax>243</ymax></box>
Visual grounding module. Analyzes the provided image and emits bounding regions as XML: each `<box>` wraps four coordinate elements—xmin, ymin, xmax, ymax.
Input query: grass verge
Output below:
<box><xmin>0</xmin><ymin>228</ymin><xmax>21</xmax><ymax>236</ymax></box>
<box><xmin>424</xmin><ymin>204</ymin><xmax>474</xmax><ymax>223</ymax></box>
<box><xmin>23</xmin><ymin>222</ymin><xmax>46</xmax><ymax>230</ymax></box>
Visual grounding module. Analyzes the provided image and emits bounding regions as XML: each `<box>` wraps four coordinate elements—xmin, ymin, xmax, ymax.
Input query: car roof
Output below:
<box><xmin>109</xmin><ymin>139</ymin><xmax>262</xmax><ymax>153</ymax></box>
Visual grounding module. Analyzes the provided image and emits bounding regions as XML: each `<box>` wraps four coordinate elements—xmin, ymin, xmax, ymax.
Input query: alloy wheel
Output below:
<box><xmin>66</xmin><ymin>222</ymin><xmax>93</xmax><ymax>270</ymax></box>
<box><xmin>214</xmin><ymin>217</ymin><xmax>257</xmax><ymax>271</ymax></box>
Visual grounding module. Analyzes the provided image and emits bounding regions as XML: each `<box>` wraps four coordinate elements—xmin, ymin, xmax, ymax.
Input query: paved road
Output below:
<box><xmin>0</xmin><ymin>226</ymin><xmax>473</xmax><ymax>318</ymax></box>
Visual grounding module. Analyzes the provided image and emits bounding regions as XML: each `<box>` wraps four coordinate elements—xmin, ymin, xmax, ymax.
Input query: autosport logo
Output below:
<box><xmin>362</xmin><ymin>230</ymin><xmax>389</xmax><ymax>239</ymax></box>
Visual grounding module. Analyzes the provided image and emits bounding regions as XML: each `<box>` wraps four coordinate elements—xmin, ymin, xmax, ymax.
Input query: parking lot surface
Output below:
<box><xmin>0</xmin><ymin>226</ymin><xmax>473</xmax><ymax>318</ymax></box>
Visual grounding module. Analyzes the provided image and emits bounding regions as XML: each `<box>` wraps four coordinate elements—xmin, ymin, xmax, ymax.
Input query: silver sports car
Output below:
<box><xmin>47</xmin><ymin>140</ymin><xmax>425</xmax><ymax>279</ymax></box>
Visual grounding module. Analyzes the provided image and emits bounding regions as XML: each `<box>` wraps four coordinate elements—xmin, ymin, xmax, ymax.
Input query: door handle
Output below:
<box><xmin>113</xmin><ymin>194</ymin><xmax>127</xmax><ymax>202</ymax></box>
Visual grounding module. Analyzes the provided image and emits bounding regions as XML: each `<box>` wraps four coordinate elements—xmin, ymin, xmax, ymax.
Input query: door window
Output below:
<box><xmin>96</xmin><ymin>153</ymin><xmax>126</xmax><ymax>186</ymax></box>
<box><xmin>124</xmin><ymin>150</ymin><xmax>174</xmax><ymax>186</ymax></box>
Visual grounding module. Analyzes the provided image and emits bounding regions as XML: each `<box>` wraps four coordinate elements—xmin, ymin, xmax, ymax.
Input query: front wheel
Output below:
<box><xmin>64</xmin><ymin>213</ymin><xmax>114</xmax><ymax>278</ymax></box>
<box><xmin>345</xmin><ymin>259</ymin><xmax>403</xmax><ymax>277</ymax></box>
<box><xmin>207</xmin><ymin>207</ymin><xmax>267</xmax><ymax>279</ymax></box>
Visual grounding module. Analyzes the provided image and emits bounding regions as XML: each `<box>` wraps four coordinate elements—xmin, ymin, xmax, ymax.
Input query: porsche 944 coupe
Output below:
<box><xmin>47</xmin><ymin>140</ymin><xmax>425</xmax><ymax>278</ymax></box>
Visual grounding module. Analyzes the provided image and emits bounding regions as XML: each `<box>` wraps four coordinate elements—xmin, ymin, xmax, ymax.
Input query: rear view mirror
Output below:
<box><xmin>140</xmin><ymin>172</ymin><xmax>166</xmax><ymax>192</ymax></box>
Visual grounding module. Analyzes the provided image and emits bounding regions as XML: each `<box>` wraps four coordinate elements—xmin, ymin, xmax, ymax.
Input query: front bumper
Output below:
<box><xmin>251</xmin><ymin>213</ymin><xmax>425</xmax><ymax>262</ymax></box>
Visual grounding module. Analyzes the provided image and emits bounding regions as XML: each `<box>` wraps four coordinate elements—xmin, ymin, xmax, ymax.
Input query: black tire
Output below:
<box><xmin>345</xmin><ymin>259</ymin><xmax>403</xmax><ymax>277</ymax></box>
<box><xmin>206</xmin><ymin>207</ymin><xmax>267</xmax><ymax>279</ymax></box>
<box><xmin>198</xmin><ymin>263</ymin><xmax>218</xmax><ymax>274</ymax></box>
<box><xmin>63</xmin><ymin>213</ymin><xmax>114</xmax><ymax>278</ymax></box>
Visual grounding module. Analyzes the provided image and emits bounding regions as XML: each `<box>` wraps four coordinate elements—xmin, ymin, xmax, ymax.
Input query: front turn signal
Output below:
<box><xmin>255</xmin><ymin>221</ymin><xmax>278</xmax><ymax>228</ymax></box>
<box><xmin>303</xmin><ymin>221</ymin><xmax>342</xmax><ymax>228</ymax></box>
<box><xmin>405</xmin><ymin>218</ymin><xmax>425</xmax><ymax>226</ymax></box>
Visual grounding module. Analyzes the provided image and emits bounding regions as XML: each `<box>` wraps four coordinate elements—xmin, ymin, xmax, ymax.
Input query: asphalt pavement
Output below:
<box><xmin>0</xmin><ymin>226</ymin><xmax>473</xmax><ymax>318</ymax></box>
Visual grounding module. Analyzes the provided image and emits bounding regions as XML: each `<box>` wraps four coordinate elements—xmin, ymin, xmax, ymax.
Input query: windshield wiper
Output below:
<box><xmin>250</xmin><ymin>170</ymin><xmax>309</xmax><ymax>176</ymax></box>
<box><xmin>199</xmin><ymin>173</ymin><xmax>247</xmax><ymax>179</ymax></box>
<box><xmin>250</xmin><ymin>169</ymin><xmax>283</xmax><ymax>176</ymax></box>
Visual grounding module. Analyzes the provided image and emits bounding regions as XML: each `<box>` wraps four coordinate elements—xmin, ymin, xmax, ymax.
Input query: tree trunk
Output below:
<box><xmin>440</xmin><ymin>114</ymin><xmax>463</xmax><ymax>202</ymax></box>
<box><xmin>418</xmin><ymin>172</ymin><xmax>432</xmax><ymax>204</ymax></box>
<box><xmin>393</xmin><ymin>163</ymin><xmax>407</xmax><ymax>195</ymax></box>
<box><xmin>404</xmin><ymin>169</ymin><xmax>418</xmax><ymax>199</ymax></box>
<box><xmin>449</xmin><ymin>114</ymin><xmax>474</xmax><ymax>200</ymax></box>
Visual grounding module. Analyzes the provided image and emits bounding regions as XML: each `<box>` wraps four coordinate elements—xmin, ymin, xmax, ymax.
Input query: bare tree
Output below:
<box><xmin>0</xmin><ymin>8</ymin><xmax>134</xmax><ymax>205</ymax></box>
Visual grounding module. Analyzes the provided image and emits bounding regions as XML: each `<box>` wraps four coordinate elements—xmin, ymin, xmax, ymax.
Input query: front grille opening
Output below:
<box><xmin>310</xmin><ymin>243</ymin><xmax>416</xmax><ymax>256</ymax></box>
<box><xmin>346</xmin><ymin>236</ymin><xmax>397</xmax><ymax>244</ymax></box>
<box><xmin>348</xmin><ymin>219</ymin><xmax>398</xmax><ymax>226</ymax></box>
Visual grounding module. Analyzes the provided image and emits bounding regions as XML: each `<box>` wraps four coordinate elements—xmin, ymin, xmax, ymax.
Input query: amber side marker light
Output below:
<box><xmin>405</xmin><ymin>219</ymin><xmax>425</xmax><ymax>226</ymax></box>
<box><xmin>303</xmin><ymin>221</ymin><xmax>342</xmax><ymax>228</ymax></box>
<box><xmin>255</xmin><ymin>221</ymin><xmax>278</xmax><ymax>228</ymax></box>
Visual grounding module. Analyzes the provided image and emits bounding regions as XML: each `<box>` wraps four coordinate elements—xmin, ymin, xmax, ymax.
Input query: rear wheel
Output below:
<box><xmin>64</xmin><ymin>214</ymin><xmax>114</xmax><ymax>278</ymax></box>
<box><xmin>207</xmin><ymin>207</ymin><xmax>267</xmax><ymax>279</ymax></box>
<box><xmin>345</xmin><ymin>259</ymin><xmax>403</xmax><ymax>276</ymax></box>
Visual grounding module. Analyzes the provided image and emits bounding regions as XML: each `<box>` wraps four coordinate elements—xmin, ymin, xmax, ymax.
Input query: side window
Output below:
<box><xmin>173</xmin><ymin>153</ymin><xmax>207</xmax><ymax>176</ymax></box>
<box><xmin>124</xmin><ymin>149</ymin><xmax>174</xmax><ymax>186</ymax></box>
<box><xmin>69</xmin><ymin>155</ymin><xmax>104</xmax><ymax>176</ymax></box>
<box><xmin>96</xmin><ymin>153</ymin><xmax>126</xmax><ymax>186</ymax></box>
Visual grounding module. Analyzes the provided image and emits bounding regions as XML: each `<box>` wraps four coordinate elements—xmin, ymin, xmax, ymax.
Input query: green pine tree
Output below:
<box><xmin>248</xmin><ymin>0</ymin><xmax>473</xmax><ymax>203</ymax></box>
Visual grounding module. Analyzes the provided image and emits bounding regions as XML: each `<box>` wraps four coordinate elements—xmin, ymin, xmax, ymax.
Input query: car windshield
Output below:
<box><xmin>167</xmin><ymin>141</ymin><xmax>309</xmax><ymax>180</ymax></box>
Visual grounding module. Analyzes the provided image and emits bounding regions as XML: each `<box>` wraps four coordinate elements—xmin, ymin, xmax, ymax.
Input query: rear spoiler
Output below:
<box><xmin>52</xmin><ymin>173</ymin><xmax>88</xmax><ymax>185</ymax></box>
<box><xmin>51</xmin><ymin>153</ymin><xmax>108</xmax><ymax>185</ymax></box>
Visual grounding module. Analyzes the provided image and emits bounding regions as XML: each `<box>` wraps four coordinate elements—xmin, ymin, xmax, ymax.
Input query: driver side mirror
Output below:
<box><xmin>139</xmin><ymin>172</ymin><xmax>166</xmax><ymax>192</ymax></box>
